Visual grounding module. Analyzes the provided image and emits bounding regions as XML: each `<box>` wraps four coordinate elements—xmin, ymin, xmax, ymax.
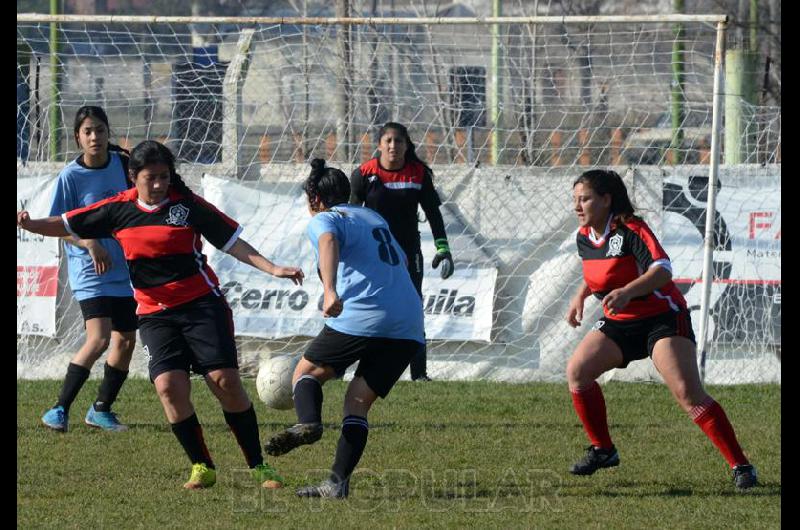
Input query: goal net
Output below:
<box><xmin>17</xmin><ymin>15</ymin><xmax>780</xmax><ymax>383</ymax></box>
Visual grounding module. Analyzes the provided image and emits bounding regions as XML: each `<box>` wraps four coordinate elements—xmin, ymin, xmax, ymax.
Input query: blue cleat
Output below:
<box><xmin>85</xmin><ymin>405</ymin><xmax>128</xmax><ymax>432</ymax></box>
<box><xmin>42</xmin><ymin>406</ymin><xmax>68</xmax><ymax>432</ymax></box>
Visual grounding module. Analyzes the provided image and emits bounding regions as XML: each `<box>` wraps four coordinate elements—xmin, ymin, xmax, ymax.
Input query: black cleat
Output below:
<box><xmin>570</xmin><ymin>445</ymin><xmax>620</xmax><ymax>476</ymax></box>
<box><xmin>296</xmin><ymin>478</ymin><xmax>349</xmax><ymax>499</ymax></box>
<box><xmin>265</xmin><ymin>422</ymin><xmax>323</xmax><ymax>456</ymax></box>
<box><xmin>733</xmin><ymin>464</ymin><xmax>758</xmax><ymax>490</ymax></box>
<box><xmin>413</xmin><ymin>375</ymin><xmax>433</xmax><ymax>382</ymax></box>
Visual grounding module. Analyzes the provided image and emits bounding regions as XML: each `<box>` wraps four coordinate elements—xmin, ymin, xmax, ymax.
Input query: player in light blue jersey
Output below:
<box><xmin>265</xmin><ymin>159</ymin><xmax>424</xmax><ymax>499</ymax></box>
<box><xmin>40</xmin><ymin>106</ymin><xmax>137</xmax><ymax>433</ymax></box>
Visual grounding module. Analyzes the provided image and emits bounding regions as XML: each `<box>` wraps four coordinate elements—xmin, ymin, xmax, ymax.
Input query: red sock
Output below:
<box><xmin>691</xmin><ymin>397</ymin><xmax>749</xmax><ymax>468</ymax></box>
<box><xmin>570</xmin><ymin>382</ymin><xmax>613</xmax><ymax>449</ymax></box>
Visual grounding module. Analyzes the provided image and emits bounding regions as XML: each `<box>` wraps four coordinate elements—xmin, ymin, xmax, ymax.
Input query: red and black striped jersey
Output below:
<box><xmin>576</xmin><ymin>216</ymin><xmax>686</xmax><ymax>321</ymax></box>
<box><xmin>349</xmin><ymin>158</ymin><xmax>446</xmax><ymax>252</ymax></box>
<box><xmin>62</xmin><ymin>187</ymin><xmax>242</xmax><ymax>315</ymax></box>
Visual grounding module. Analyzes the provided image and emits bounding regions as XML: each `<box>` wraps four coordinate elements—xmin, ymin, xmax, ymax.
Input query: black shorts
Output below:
<box><xmin>304</xmin><ymin>326</ymin><xmax>419</xmax><ymax>398</ymax></box>
<box><xmin>593</xmin><ymin>309</ymin><xmax>696</xmax><ymax>368</ymax></box>
<box><xmin>78</xmin><ymin>296</ymin><xmax>138</xmax><ymax>332</ymax></box>
<box><xmin>138</xmin><ymin>292</ymin><xmax>238</xmax><ymax>381</ymax></box>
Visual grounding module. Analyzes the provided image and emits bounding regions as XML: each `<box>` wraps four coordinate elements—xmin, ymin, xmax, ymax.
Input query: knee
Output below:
<box><xmin>114</xmin><ymin>335</ymin><xmax>136</xmax><ymax>355</ymax></box>
<box><xmin>672</xmin><ymin>382</ymin><xmax>708</xmax><ymax>412</ymax></box>
<box><xmin>208</xmin><ymin>372</ymin><xmax>243</xmax><ymax>397</ymax></box>
<box><xmin>566</xmin><ymin>358</ymin><xmax>592</xmax><ymax>390</ymax></box>
<box><xmin>156</xmin><ymin>381</ymin><xmax>180</xmax><ymax>405</ymax></box>
<box><xmin>83</xmin><ymin>337</ymin><xmax>111</xmax><ymax>358</ymax></box>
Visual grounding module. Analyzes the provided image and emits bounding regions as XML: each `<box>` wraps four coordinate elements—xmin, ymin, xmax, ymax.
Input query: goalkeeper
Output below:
<box><xmin>349</xmin><ymin>122</ymin><xmax>453</xmax><ymax>382</ymax></box>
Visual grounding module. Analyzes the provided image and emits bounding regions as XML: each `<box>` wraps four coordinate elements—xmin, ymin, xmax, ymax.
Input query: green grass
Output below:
<box><xmin>18</xmin><ymin>379</ymin><xmax>780</xmax><ymax>529</ymax></box>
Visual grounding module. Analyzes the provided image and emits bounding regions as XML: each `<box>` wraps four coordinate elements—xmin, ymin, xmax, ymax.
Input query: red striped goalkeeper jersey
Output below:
<box><xmin>576</xmin><ymin>216</ymin><xmax>686</xmax><ymax>320</ymax></box>
<box><xmin>62</xmin><ymin>188</ymin><xmax>242</xmax><ymax>315</ymax></box>
<box><xmin>350</xmin><ymin>158</ymin><xmax>445</xmax><ymax>251</ymax></box>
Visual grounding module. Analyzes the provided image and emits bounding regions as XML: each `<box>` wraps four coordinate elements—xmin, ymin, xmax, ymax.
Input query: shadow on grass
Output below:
<box><xmin>564</xmin><ymin>479</ymin><xmax>781</xmax><ymax>498</ymax></box>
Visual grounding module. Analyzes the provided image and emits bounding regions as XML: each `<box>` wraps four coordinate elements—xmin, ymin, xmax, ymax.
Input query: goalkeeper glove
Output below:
<box><xmin>431</xmin><ymin>239</ymin><xmax>454</xmax><ymax>279</ymax></box>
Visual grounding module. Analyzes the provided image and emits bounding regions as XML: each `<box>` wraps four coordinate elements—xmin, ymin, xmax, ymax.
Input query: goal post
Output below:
<box><xmin>16</xmin><ymin>14</ymin><xmax>780</xmax><ymax>384</ymax></box>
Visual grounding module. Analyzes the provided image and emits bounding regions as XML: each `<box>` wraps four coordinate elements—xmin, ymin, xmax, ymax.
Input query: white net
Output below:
<box><xmin>17</xmin><ymin>16</ymin><xmax>780</xmax><ymax>383</ymax></box>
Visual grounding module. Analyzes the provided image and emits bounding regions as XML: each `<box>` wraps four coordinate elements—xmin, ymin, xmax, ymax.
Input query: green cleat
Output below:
<box><xmin>183</xmin><ymin>463</ymin><xmax>217</xmax><ymax>490</ymax></box>
<box><xmin>252</xmin><ymin>462</ymin><xmax>284</xmax><ymax>489</ymax></box>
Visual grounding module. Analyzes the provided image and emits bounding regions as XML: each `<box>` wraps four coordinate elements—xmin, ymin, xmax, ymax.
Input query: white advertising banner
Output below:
<box><xmin>17</xmin><ymin>176</ymin><xmax>59</xmax><ymax>336</ymax></box>
<box><xmin>661</xmin><ymin>169</ymin><xmax>781</xmax><ymax>346</ymax></box>
<box><xmin>202</xmin><ymin>175</ymin><xmax>497</xmax><ymax>341</ymax></box>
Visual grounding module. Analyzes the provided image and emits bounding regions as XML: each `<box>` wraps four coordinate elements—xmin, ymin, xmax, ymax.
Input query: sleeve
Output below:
<box><xmin>626</xmin><ymin>219</ymin><xmax>671</xmax><ymax>272</ymax></box>
<box><xmin>306</xmin><ymin>213</ymin><xmax>344</xmax><ymax>258</ymax></box>
<box><xmin>189</xmin><ymin>196</ymin><xmax>242</xmax><ymax>251</ymax></box>
<box><xmin>63</xmin><ymin>201</ymin><xmax>116</xmax><ymax>239</ymax></box>
<box><xmin>419</xmin><ymin>168</ymin><xmax>448</xmax><ymax>243</ymax></box>
<box><xmin>48</xmin><ymin>171</ymin><xmax>76</xmax><ymax>217</ymax></box>
<box><xmin>349</xmin><ymin>167</ymin><xmax>366</xmax><ymax>205</ymax></box>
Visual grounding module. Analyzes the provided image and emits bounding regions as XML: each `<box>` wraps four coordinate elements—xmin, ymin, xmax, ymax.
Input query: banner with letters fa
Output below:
<box><xmin>661</xmin><ymin>167</ymin><xmax>780</xmax><ymax>346</ymax></box>
<box><xmin>17</xmin><ymin>176</ymin><xmax>59</xmax><ymax>336</ymax></box>
<box><xmin>202</xmin><ymin>175</ymin><xmax>496</xmax><ymax>341</ymax></box>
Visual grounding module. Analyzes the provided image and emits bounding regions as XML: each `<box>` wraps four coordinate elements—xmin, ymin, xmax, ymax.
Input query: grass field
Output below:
<box><xmin>18</xmin><ymin>379</ymin><xmax>780</xmax><ymax>528</ymax></box>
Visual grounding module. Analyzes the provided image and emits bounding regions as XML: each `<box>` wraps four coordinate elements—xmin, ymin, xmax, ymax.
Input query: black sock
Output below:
<box><xmin>56</xmin><ymin>363</ymin><xmax>91</xmax><ymax>412</ymax></box>
<box><xmin>410</xmin><ymin>341</ymin><xmax>427</xmax><ymax>379</ymax></box>
<box><xmin>293</xmin><ymin>375</ymin><xmax>323</xmax><ymax>424</ymax></box>
<box><xmin>93</xmin><ymin>363</ymin><xmax>129</xmax><ymax>412</ymax></box>
<box><xmin>170</xmin><ymin>413</ymin><xmax>215</xmax><ymax>468</ymax></box>
<box><xmin>330</xmin><ymin>415</ymin><xmax>369</xmax><ymax>483</ymax></box>
<box><xmin>223</xmin><ymin>404</ymin><xmax>263</xmax><ymax>468</ymax></box>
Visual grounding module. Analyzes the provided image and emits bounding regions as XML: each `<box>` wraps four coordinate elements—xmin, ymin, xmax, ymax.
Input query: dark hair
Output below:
<box><xmin>573</xmin><ymin>169</ymin><xmax>637</xmax><ymax>224</ymax></box>
<box><xmin>73</xmin><ymin>105</ymin><xmax>128</xmax><ymax>156</ymax></box>
<box><xmin>303</xmin><ymin>158</ymin><xmax>351</xmax><ymax>208</ymax></box>
<box><xmin>377</xmin><ymin>122</ymin><xmax>431</xmax><ymax>172</ymax></box>
<box><xmin>128</xmin><ymin>140</ymin><xmax>193</xmax><ymax>198</ymax></box>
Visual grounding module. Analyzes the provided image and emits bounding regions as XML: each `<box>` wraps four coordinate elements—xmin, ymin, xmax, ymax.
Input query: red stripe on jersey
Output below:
<box><xmin>134</xmin><ymin>268</ymin><xmax>220</xmax><ymax>314</ymax></box>
<box><xmin>607</xmin><ymin>284</ymin><xmax>687</xmax><ymax>321</ymax></box>
<box><xmin>17</xmin><ymin>266</ymin><xmax>58</xmax><ymax>297</ymax></box>
<box><xmin>359</xmin><ymin>158</ymin><xmax>425</xmax><ymax>186</ymax></box>
<box><xmin>64</xmin><ymin>188</ymin><xmax>135</xmax><ymax>221</ymax></box>
<box><xmin>115</xmin><ymin>224</ymin><xmax>199</xmax><ymax>259</ymax></box>
<box><xmin>582</xmin><ymin>255</ymin><xmax>640</xmax><ymax>293</ymax></box>
<box><xmin>623</xmin><ymin>218</ymin><xmax>669</xmax><ymax>262</ymax></box>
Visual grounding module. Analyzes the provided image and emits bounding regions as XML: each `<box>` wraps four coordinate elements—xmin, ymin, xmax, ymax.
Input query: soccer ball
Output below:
<box><xmin>256</xmin><ymin>354</ymin><xmax>300</xmax><ymax>410</ymax></box>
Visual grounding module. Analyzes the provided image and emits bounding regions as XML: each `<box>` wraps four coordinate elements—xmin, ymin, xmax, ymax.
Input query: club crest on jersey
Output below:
<box><xmin>166</xmin><ymin>204</ymin><xmax>190</xmax><ymax>226</ymax></box>
<box><xmin>606</xmin><ymin>233</ymin><xmax>624</xmax><ymax>257</ymax></box>
<box><xmin>592</xmin><ymin>320</ymin><xmax>605</xmax><ymax>331</ymax></box>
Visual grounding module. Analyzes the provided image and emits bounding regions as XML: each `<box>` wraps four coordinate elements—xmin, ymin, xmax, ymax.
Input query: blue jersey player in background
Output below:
<box><xmin>265</xmin><ymin>158</ymin><xmax>425</xmax><ymax>499</ymax></box>
<box><xmin>41</xmin><ymin>106</ymin><xmax>137</xmax><ymax>433</ymax></box>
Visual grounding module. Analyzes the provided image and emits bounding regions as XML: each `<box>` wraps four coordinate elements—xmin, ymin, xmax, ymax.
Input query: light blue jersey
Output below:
<box><xmin>48</xmin><ymin>151</ymin><xmax>133</xmax><ymax>301</ymax></box>
<box><xmin>307</xmin><ymin>204</ymin><xmax>425</xmax><ymax>343</ymax></box>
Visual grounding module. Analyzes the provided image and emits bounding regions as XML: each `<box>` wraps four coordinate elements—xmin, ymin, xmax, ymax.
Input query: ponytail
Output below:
<box><xmin>303</xmin><ymin>158</ymin><xmax>350</xmax><ymax>208</ymax></box>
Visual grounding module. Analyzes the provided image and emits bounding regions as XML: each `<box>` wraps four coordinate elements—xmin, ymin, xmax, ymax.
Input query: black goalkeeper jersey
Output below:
<box><xmin>349</xmin><ymin>158</ymin><xmax>446</xmax><ymax>253</ymax></box>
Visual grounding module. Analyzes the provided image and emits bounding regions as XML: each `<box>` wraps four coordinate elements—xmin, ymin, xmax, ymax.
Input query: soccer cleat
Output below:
<box><xmin>570</xmin><ymin>445</ymin><xmax>620</xmax><ymax>475</ymax></box>
<box><xmin>413</xmin><ymin>375</ymin><xmax>433</xmax><ymax>382</ymax></box>
<box><xmin>183</xmin><ymin>463</ymin><xmax>217</xmax><ymax>490</ymax></box>
<box><xmin>265</xmin><ymin>422</ymin><xmax>323</xmax><ymax>456</ymax></box>
<box><xmin>296</xmin><ymin>478</ymin><xmax>350</xmax><ymax>499</ymax></box>
<box><xmin>84</xmin><ymin>405</ymin><xmax>129</xmax><ymax>432</ymax></box>
<box><xmin>252</xmin><ymin>462</ymin><xmax>284</xmax><ymax>489</ymax></box>
<box><xmin>733</xmin><ymin>464</ymin><xmax>758</xmax><ymax>490</ymax></box>
<box><xmin>41</xmin><ymin>406</ymin><xmax>68</xmax><ymax>432</ymax></box>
